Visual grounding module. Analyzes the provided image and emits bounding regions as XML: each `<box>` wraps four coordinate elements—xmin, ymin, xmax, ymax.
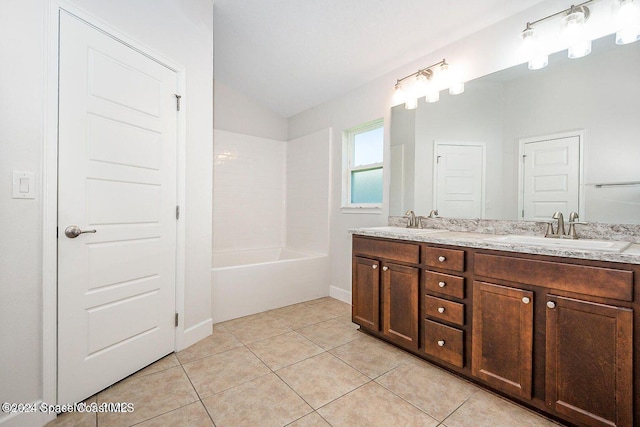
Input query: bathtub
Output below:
<box><xmin>211</xmin><ymin>247</ymin><xmax>329</xmax><ymax>323</ymax></box>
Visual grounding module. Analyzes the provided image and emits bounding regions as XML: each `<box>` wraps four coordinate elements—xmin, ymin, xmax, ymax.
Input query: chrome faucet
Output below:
<box><xmin>551</xmin><ymin>211</ymin><xmax>565</xmax><ymax>238</ymax></box>
<box><xmin>405</xmin><ymin>209</ymin><xmax>418</xmax><ymax>228</ymax></box>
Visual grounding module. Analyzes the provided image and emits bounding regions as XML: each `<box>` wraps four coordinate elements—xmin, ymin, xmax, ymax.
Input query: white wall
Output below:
<box><xmin>287</xmin><ymin>0</ymin><xmax>574</xmax><ymax>300</ymax></box>
<box><xmin>214</xmin><ymin>80</ymin><xmax>288</xmax><ymax>141</ymax></box>
<box><xmin>213</xmin><ymin>130</ymin><xmax>286</xmax><ymax>252</ymax></box>
<box><xmin>286</xmin><ymin>128</ymin><xmax>331</xmax><ymax>253</ymax></box>
<box><xmin>0</xmin><ymin>1</ymin><xmax>212</xmax><ymax>425</ymax></box>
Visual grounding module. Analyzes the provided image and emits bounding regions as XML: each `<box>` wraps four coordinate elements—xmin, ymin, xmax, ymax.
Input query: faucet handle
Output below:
<box><xmin>568</xmin><ymin>211</ymin><xmax>579</xmax><ymax>222</ymax></box>
<box><xmin>566</xmin><ymin>220</ymin><xmax>587</xmax><ymax>239</ymax></box>
<box><xmin>543</xmin><ymin>221</ymin><xmax>555</xmax><ymax>237</ymax></box>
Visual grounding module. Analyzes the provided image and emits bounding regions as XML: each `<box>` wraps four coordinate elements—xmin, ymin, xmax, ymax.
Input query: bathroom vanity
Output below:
<box><xmin>351</xmin><ymin>227</ymin><xmax>640</xmax><ymax>427</ymax></box>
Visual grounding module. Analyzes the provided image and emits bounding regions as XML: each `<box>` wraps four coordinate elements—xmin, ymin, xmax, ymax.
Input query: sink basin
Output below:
<box><xmin>360</xmin><ymin>226</ymin><xmax>447</xmax><ymax>235</ymax></box>
<box><xmin>485</xmin><ymin>235</ymin><xmax>631</xmax><ymax>253</ymax></box>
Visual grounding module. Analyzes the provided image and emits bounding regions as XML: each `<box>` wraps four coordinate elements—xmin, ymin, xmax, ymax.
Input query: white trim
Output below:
<box><xmin>329</xmin><ymin>285</ymin><xmax>352</xmax><ymax>305</ymax></box>
<box><xmin>340</xmin><ymin>206</ymin><xmax>382</xmax><ymax>214</ymax></box>
<box><xmin>43</xmin><ymin>0</ymin><xmax>188</xmax><ymax>409</ymax></box>
<box><xmin>517</xmin><ymin>129</ymin><xmax>585</xmax><ymax>220</ymax></box>
<box><xmin>181</xmin><ymin>318</ymin><xmax>214</xmax><ymax>350</ymax></box>
<box><xmin>432</xmin><ymin>141</ymin><xmax>486</xmax><ymax>218</ymax></box>
<box><xmin>0</xmin><ymin>400</ymin><xmax>46</xmax><ymax>427</ymax></box>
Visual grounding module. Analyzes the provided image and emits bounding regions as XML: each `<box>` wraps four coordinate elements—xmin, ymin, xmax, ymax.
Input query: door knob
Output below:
<box><xmin>372</xmin><ymin>264</ymin><xmax>378</xmax><ymax>269</ymax></box>
<box><xmin>382</xmin><ymin>266</ymin><xmax>389</xmax><ymax>271</ymax></box>
<box><xmin>522</xmin><ymin>297</ymin><xmax>530</xmax><ymax>304</ymax></box>
<box><xmin>438</xmin><ymin>256</ymin><xmax>446</xmax><ymax>262</ymax></box>
<box><xmin>65</xmin><ymin>225</ymin><xmax>97</xmax><ymax>239</ymax></box>
<box><xmin>547</xmin><ymin>301</ymin><xmax>556</xmax><ymax>309</ymax></box>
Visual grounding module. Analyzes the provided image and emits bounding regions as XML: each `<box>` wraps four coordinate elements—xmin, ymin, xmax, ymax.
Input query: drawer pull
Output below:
<box><xmin>438</xmin><ymin>281</ymin><xmax>446</xmax><ymax>288</ymax></box>
<box><xmin>438</xmin><ymin>256</ymin><xmax>446</xmax><ymax>262</ymax></box>
<box><xmin>382</xmin><ymin>266</ymin><xmax>389</xmax><ymax>271</ymax></box>
<box><xmin>547</xmin><ymin>301</ymin><xmax>556</xmax><ymax>309</ymax></box>
<box><xmin>437</xmin><ymin>340</ymin><xmax>445</xmax><ymax>347</ymax></box>
<box><xmin>437</xmin><ymin>307</ymin><xmax>445</xmax><ymax>314</ymax></box>
<box><xmin>372</xmin><ymin>264</ymin><xmax>377</xmax><ymax>269</ymax></box>
<box><xmin>522</xmin><ymin>297</ymin><xmax>530</xmax><ymax>304</ymax></box>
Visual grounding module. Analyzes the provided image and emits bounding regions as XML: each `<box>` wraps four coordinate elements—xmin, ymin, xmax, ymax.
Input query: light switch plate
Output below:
<box><xmin>12</xmin><ymin>171</ymin><xmax>35</xmax><ymax>199</ymax></box>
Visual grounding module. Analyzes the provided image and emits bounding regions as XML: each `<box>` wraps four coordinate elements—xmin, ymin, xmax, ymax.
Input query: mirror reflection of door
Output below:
<box><xmin>433</xmin><ymin>142</ymin><xmax>485</xmax><ymax>219</ymax></box>
<box><xmin>519</xmin><ymin>133</ymin><xmax>582</xmax><ymax>221</ymax></box>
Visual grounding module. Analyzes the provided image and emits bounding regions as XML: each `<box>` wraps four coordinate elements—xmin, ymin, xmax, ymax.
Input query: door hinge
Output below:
<box><xmin>176</xmin><ymin>205</ymin><xmax>180</xmax><ymax>220</ymax></box>
<box><xmin>56</xmin><ymin>227</ymin><xmax>58</xmax><ymax>239</ymax></box>
<box><xmin>522</xmin><ymin>154</ymin><xmax>527</xmax><ymax>162</ymax></box>
<box><xmin>522</xmin><ymin>209</ymin><xmax>525</xmax><ymax>218</ymax></box>
<box><xmin>175</xmin><ymin>94</ymin><xmax>182</xmax><ymax>111</ymax></box>
<box><xmin>436</xmin><ymin>155</ymin><xmax>442</xmax><ymax>164</ymax></box>
<box><xmin>175</xmin><ymin>313</ymin><xmax>179</xmax><ymax>327</ymax></box>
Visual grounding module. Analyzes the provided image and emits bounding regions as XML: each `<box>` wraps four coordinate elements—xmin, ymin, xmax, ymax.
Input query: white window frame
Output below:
<box><xmin>342</xmin><ymin>118</ymin><xmax>384</xmax><ymax>212</ymax></box>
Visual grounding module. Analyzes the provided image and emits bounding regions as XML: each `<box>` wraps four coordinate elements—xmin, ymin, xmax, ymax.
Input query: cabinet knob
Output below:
<box><xmin>437</xmin><ymin>340</ymin><xmax>445</xmax><ymax>347</ymax></box>
<box><xmin>372</xmin><ymin>264</ymin><xmax>378</xmax><ymax>269</ymax></box>
<box><xmin>522</xmin><ymin>297</ymin><xmax>530</xmax><ymax>304</ymax></box>
<box><xmin>437</xmin><ymin>307</ymin><xmax>445</xmax><ymax>314</ymax></box>
<box><xmin>547</xmin><ymin>301</ymin><xmax>556</xmax><ymax>309</ymax></box>
<box><xmin>382</xmin><ymin>266</ymin><xmax>389</xmax><ymax>271</ymax></box>
<box><xmin>438</xmin><ymin>256</ymin><xmax>446</xmax><ymax>262</ymax></box>
<box><xmin>438</xmin><ymin>281</ymin><xmax>446</xmax><ymax>288</ymax></box>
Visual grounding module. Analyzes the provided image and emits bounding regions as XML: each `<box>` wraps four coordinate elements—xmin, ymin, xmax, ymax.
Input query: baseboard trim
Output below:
<box><xmin>0</xmin><ymin>400</ymin><xmax>49</xmax><ymax>427</ymax></box>
<box><xmin>329</xmin><ymin>286</ymin><xmax>351</xmax><ymax>305</ymax></box>
<box><xmin>179</xmin><ymin>317</ymin><xmax>213</xmax><ymax>351</ymax></box>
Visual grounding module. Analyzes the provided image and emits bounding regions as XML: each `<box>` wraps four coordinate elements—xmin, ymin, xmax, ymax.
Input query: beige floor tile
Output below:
<box><xmin>134</xmin><ymin>401</ymin><xmax>214</xmax><ymax>426</ymax></box>
<box><xmin>311</xmin><ymin>298</ymin><xmax>351</xmax><ymax>317</ymax></box>
<box><xmin>220</xmin><ymin>312</ymin><xmax>291</xmax><ymax>344</ymax></box>
<box><xmin>318</xmin><ymin>382</ymin><xmax>438</xmax><ymax>427</ymax></box>
<box><xmin>276</xmin><ymin>352</ymin><xmax>370</xmax><ymax>409</ymax></box>
<box><xmin>202</xmin><ymin>373</ymin><xmax>312</xmax><ymax>427</ymax></box>
<box><xmin>45</xmin><ymin>396</ymin><xmax>97</xmax><ymax>427</ymax></box>
<box><xmin>269</xmin><ymin>303</ymin><xmax>337</xmax><ymax>330</ymax></box>
<box><xmin>182</xmin><ymin>346</ymin><xmax>270</xmax><ymax>398</ymax></box>
<box><xmin>329</xmin><ymin>334</ymin><xmax>412</xmax><ymax>378</ymax></box>
<box><xmin>376</xmin><ymin>362</ymin><xmax>479</xmax><ymax>421</ymax></box>
<box><xmin>97</xmin><ymin>366</ymin><xmax>198</xmax><ymax>427</ymax></box>
<box><xmin>176</xmin><ymin>326</ymin><xmax>243</xmax><ymax>364</ymax></box>
<box><xmin>297</xmin><ymin>318</ymin><xmax>361</xmax><ymax>350</ymax></box>
<box><xmin>286</xmin><ymin>411</ymin><xmax>332</xmax><ymax>426</ymax></box>
<box><xmin>247</xmin><ymin>331</ymin><xmax>323</xmax><ymax>370</ymax></box>
<box><xmin>443</xmin><ymin>390</ymin><xmax>561</xmax><ymax>427</ymax></box>
<box><xmin>130</xmin><ymin>353</ymin><xmax>180</xmax><ymax>379</ymax></box>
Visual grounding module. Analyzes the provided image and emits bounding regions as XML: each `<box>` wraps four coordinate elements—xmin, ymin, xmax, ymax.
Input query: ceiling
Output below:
<box><xmin>213</xmin><ymin>0</ymin><xmax>546</xmax><ymax>118</ymax></box>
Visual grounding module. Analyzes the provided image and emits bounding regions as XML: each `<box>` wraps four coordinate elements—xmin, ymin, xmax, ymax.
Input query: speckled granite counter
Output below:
<box><xmin>349</xmin><ymin>226</ymin><xmax>640</xmax><ymax>265</ymax></box>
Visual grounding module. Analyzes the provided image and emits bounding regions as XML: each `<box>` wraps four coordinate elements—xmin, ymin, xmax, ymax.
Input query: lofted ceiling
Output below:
<box><xmin>213</xmin><ymin>0</ymin><xmax>546</xmax><ymax>118</ymax></box>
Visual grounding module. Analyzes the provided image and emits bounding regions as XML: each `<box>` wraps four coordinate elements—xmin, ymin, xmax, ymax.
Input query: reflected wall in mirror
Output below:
<box><xmin>390</xmin><ymin>34</ymin><xmax>640</xmax><ymax>224</ymax></box>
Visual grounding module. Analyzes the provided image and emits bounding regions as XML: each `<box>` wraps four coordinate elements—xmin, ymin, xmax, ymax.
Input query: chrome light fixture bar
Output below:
<box><xmin>520</xmin><ymin>0</ymin><xmax>639</xmax><ymax>70</ymax></box>
<box><xmin>392</xmin><ymin>59</ymin><xmax>465</xmax><ymax>109</ymax></box>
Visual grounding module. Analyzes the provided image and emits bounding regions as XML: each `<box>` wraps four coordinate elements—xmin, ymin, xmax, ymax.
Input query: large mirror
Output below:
<box><xmin>390</xmin><ymin>34</ymin><xmax>640</xmax><ymax>224</ymax></box>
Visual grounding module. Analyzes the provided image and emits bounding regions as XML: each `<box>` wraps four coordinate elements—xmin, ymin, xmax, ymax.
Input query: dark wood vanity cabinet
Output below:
<box><xmin>472</xmin><ymin>281</ymin><xmax>533</xmax><ymax>400</ymax></box>
<box><xmin>352</xmin><ymin>234</ymin><xmax>638</xmax><ymax>427</ymax></box>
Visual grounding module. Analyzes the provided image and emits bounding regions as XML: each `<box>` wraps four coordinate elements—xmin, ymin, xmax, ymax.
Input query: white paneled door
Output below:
<box><xmin>434</xmin><ymin>143</ymin><xmax>485</xmax><ymax>219</ymax></box>
<box><xmin>521</xmin><ymin>136</ymin><xmax>580</xmax><ymax>221</ymax></box>
<box><xmin>58</xmin><ymin>12</ymin><xmax>178</xmax><ymax>404</ymax></box>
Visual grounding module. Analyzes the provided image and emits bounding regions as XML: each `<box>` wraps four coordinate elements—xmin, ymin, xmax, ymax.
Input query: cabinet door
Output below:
<box><xmin>352</xmin><ymin>256</ymin><xmax>380</xmax><ymax>331</ymax></box>
<box><xmin>546</xmin><ymin>295</ymin><xmax>633</xmax><ymax>427</ymax></box>
<box><xmin>472</xmin><ymin>281</ymin><xmax>533</xmax><ymax>399</ymax></box>
<box><xmin>382</xmin><ymin>263</ymin><xmax>419</xmax><ymax>349</ymax></box>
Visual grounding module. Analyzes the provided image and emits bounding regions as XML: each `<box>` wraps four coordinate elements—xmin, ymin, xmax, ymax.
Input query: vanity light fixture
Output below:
<box><xmin>392</xmin><ymin>59</ymin><xmax>464</xmax><ymax>108</ymax></box>
<box><xmin>520</xmin><ymin>0</ymin><xmax>639</xmax><ymax>71</ymax></box>
<box><xmin>616</xmin><ymin>0</ymin><xmax>640</xmax><ymax>44</ymax></box>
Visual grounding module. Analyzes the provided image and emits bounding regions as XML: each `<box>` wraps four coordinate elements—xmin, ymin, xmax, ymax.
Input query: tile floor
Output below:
<box><xmin>48</xmin><ymin>297</ymin><xmax>563</xmax><ymax>426</ymax></box>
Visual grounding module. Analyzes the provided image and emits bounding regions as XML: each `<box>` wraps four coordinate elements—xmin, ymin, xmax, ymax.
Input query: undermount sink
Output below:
<box><xmin>363</xmin><ymin>226</ymin><xmax>447</xmax><ymax>235</ymax></box>
<box><xmin>485</xmin><ymin>234</ymin><xmax>631</xmax><ymax>253</ymax></box>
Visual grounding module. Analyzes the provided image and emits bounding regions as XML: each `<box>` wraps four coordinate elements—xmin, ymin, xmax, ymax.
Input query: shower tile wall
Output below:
<box><xmin>213</xmin><ymin>129</ymin><xmax>286</xmax><ymax>252</ymax></box>
<box><xmin>287</xmin><ymin>128</ymin><xmax>331</xmax><ymax>253</ymax></box>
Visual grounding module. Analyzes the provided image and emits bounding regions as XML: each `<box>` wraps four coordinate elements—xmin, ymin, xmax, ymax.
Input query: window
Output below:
<box><xmin>343</xmin><ymin>119</ymin><xmax>384</xmax><ymax>210</ymax></box>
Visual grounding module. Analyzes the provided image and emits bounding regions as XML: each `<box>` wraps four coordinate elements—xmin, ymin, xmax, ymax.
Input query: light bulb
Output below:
<box><xmin>425</xmin><ymin>84</ymin><xmax>440</xmax><ymax>103</ymax></box>
<box><xmin>616</xmin><ymin>0</ymin><xmax>640</xmax><ymax>45</ymax></box>
<box><xmin>404</xmin><ymin>98</ymin><xmax>418</xmax><ymax>110</ymax></box>
<box><xmin>563</xmin><ymin>7</ymin><xmax>591</xmax><ymax>59</ymax></box>
<box><xmin>521</xmin><ymin>26</ymin><xmax>548</xmax><ymax>70</ymax></box>
<box><xmin>414</xmin><ymin>72</ymin><xmax>429</xmax><ymax>98</ymax></box>
<box><xmin>447</xmin><ymin>65</ymin><xmax>465</xmax><ymax>95</ymax></box>
<box><xmin>392</xmin><ymin>83</ymin><xmax>405</xmax><ymax>106</ymax></box>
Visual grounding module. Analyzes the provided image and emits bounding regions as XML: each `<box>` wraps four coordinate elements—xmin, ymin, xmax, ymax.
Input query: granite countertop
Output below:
<box><xmin>350</xmin><ymin>226</ymin><xmax>640</xmax><ymax>265</ymax></box>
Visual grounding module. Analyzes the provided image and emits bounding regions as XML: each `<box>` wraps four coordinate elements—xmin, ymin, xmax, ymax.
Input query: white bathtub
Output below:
<box><xmin>211</xmin><ymin>247</ymin><xmax>329</xmax><ymax>323</ymax></box>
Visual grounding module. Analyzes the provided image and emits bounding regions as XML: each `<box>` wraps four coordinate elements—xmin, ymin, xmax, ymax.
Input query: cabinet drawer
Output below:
<box><xmin>423</xmin><ymin>319</ymin><xmax>464</xmax><ymax>367</ymax></box>
<box><xmin>424</xmin><ymin>296</ymin><xmax>464</xmax><ymax>326</ymax></box>
<box><xmin>424</xmin><ymin>271</ymin><xmax>465</xmax><ymax>299</ymax></box>
<box><xmin>423</xmin><ymin>246</ymin><xmax>465</xmax><ymax>272</ymax></box>
<box><xmin>474</xmin><ymin>253</ymin><xmax>633</xmax><ymax>301</ymax></box>
<box><xmin>353</xmin><ymin>236</ymin><xmax>420</xmax><ymax>264</ymax></box>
